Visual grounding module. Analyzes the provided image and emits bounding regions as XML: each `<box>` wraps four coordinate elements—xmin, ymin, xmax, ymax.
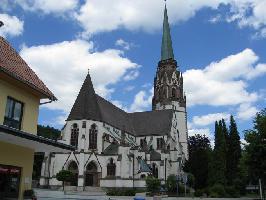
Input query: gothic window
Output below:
<box><xmin>172</xmin><ymin>88</ymin><xmax>176</xmax><ymax>98</ymax></box>
<box><xmin>107</xmin><ymin>158</ymin><xmax>116</xmax><ymax>177</ymax></box>
<box><xmin>89</xmin><ymin>124</ymin><xmax>98</xmax><ymax>149</ymax></box>
<box><xmin>70</xmin><ymin>123</ymin><xmax>79</xmax><ymax>148</ymax></box>
<box><xmin>151</xmin><ymin>163</ymin><xmax>158</xmax><ymax>178</ymax></box>
<box><xmin>157</xmin><ymin>138</ymin><xmax>164</xmax><ymax>149</ymax></box>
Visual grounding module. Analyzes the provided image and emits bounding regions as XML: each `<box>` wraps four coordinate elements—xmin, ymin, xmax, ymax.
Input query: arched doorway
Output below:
<box><xmin>85</xmin><ymin>162</ymin><xmax>99</xmax><ymax>186</ymax></box>
<box><xmin>67</xmin><ymin>161</ymin><xmax>78</xmax><ymax>186</ymax></box>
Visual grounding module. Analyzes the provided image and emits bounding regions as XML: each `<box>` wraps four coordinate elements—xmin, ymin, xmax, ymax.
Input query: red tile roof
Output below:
<box><xmin>0</xmin><ymin>36</ymin><xmax>56</xmax><ymax>100</ymax></box>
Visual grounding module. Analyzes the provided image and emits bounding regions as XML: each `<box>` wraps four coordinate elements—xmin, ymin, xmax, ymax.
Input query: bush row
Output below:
<box><xmin>194</xmin><ymin>184</ymin><xmax>240</xmax><ymax>198</ymax></box>
<box><xmin>106</xmin><ymin>188</ymin><xmax>136</xmax><ymax>196</ymax></box>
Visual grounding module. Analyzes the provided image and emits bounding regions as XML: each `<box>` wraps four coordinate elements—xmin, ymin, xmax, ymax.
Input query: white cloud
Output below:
<box><xmin>0</xmin><ymin>13</ymin><xmax>24</xmax><ymax>37</ymax></box>
<box><xmin>188</xmin><ymin>128</ymin><xmax>212</xmax><ymax>139</ymax></box>
<box><xmin>20</xmin><ymin>40</ymin><xmax>139</xmax><ymax>113</ymax></box>
<box><xmin>124</xmin><ymin>86</ymin><xmax>135</xmax><ymax>92</ymax></box>
<box><xmin>184</xmin><ymin>49</ymin><xmax>266</xmax><ymax>107</ymax></box>
<box><xmin>74</xmin><ymin>0</ymin><xmax>225</xmax><ymax>36</ymax></box>
<box><xmin>209</xmin><ymin>14</ymin><xmax>222</xmax><ymax>24</ymax></box>
<box><xmin>193</xmin><ymin>113</ymin><xmax>230</xmax><ymax>126</ymax></box>
<box><xmin>237</xmin><ymin>103</ymin><xmax>258</xmax><ymax>120</ymax></box>
<box><xmin>115</xmin><ymin>39</ymin><xmax>134</xmax><ymax>50</ymax></box>
<box><xmin>129</xmin><ymin>88</ymin><xmax>153</xmax><ymax>112</ymax></box>
<box><xmin>123</xmin><ymin>70</ymin><xmax>140</xmax><ymax>81</ymax></box>
<box><xmin>14</xmin><ymin>0</ymin><xmax>78</xmax><ymax>14</ymax></box>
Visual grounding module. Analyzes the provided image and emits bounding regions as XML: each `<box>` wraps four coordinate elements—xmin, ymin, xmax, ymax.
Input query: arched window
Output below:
<box><xmin>151</xmin><ymin>163</ymin><xmax>158</xmax><ymax>178</ymax></box>
<box><xmin>107</xmin><ymin>158</ymin><xmax>116</xmax><ymax>177</ymax></box>
<box><xmin>172</xmin><ymin>88</ymin><xmax>176</xmax><ymax>98</ymax></box>
<box><xmin>67</xmin><ymin>161</ymin><xmax>78</xmax><ymax>186</ymax></box>
<box><xmin>70</xmin><ymin>123</ymin><xmax>79</xmax><ymax>148</ymax></box>
<box><xmin>89</xmin><ymin>124</ymin><xmax>98</xmax><ymax>149</ymax></box>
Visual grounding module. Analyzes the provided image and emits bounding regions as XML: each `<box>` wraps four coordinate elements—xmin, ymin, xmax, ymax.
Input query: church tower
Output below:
<box><xmin>152</xmin><ymin>4</ymin><xmax>186</xmax><ymax>111</ymax></box>
<box><xmin>153</xmin><ymin>4</ymin><xmax>188</xmax><ymax>159</ymax></box>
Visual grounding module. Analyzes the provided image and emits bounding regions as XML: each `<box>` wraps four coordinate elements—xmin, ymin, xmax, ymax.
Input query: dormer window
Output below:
<box><xmin>4</xmin><ymin>97</ymin><xmax>24</xmax><ymax>130</ymax></box>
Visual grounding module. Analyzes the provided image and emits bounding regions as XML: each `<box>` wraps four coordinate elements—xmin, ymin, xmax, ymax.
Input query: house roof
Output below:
<box><xmin>0</xmin><ymin>37</ymin><xmax>56</xmax><ymax>100</ymax></box>
<box><xmin>67</xmin><ymin>71</ymin><xmax>173</xmax><ymax>137</ymax></box>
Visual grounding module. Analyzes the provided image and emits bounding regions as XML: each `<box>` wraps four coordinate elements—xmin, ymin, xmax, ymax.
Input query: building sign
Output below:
<box><xmin>0</xmin><ymin>164</ymin><xmax>21</xmax><ymax>199</ymax></box>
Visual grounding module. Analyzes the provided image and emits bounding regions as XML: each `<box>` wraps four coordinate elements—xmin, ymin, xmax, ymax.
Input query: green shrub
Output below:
<box><xmin>225</xmin><ymin>186</ymin><xmax>240</xmax><ymax>198</ymax></box>
<box><xmin>209</xmin><ymin>184</ymin><xmax>226</xmax><ymax>197</ymax></box>
<box><xmin>194</xmin><ymin>189</ymin><xmax>204</xmax><ymax>197</ymax></box>
<box><xmin>145</xmin><ymin>176</ymin><xmax>161</xmax><ymax>193</ymax></box>
<box><xmin>106</xmin><ymin>188</ymin><xmax>136</xmax><ymax>196</ymax></box>
<box><xmin>23</xmin><ymin>189</ymin><xmax>35</xmax><ymax>198</ymax></box>
<box><xmin>166</xmin><ymin>174</ymin><xmax>177</xmax><ymax>193</ymax></box>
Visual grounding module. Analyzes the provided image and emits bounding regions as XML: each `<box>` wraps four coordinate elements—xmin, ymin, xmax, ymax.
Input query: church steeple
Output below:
<box><xmin>152</xmin><ymin>3</ymin><xmax>186</xmax><ymax>111</ymax></box>
<box><xmin>161</xmin><ymin>4</ymin><xmax>174</xmax><ymax>61</ymax></box>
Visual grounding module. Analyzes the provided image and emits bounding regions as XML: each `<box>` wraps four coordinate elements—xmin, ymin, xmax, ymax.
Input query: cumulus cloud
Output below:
<box><xmin>129</xmin><ymin>88</ymin><xmax>153</xmax><ymax>112</ymax></box>
<box><xmin>237</xmin><ymin>103</ymin><xmax>258</xmax><ymax>120</ymax></box>
<box><xmin>0</xmin><ymin>13</ymin><xmax>24</xmax><ymax>37</ymax></box>
<box><xmin>115</xmin><ymin>39</ymin><xmax>135</xmax><ymax>51</ymax></box>
<box><xmin>193</xmin><ymin>113</ymin><xmax>230</xmax><ymax>127</ymax></box>
<box><xmin>19</xmin><ymin>40</ymin><xmax>139</xmax><ymax>113</ymax></box>
<box><xmin>74</xmin><ymin>0</ymin><xmax>225</xmax><ymax>36</ymax></box>
<box><xmin>13</xmin><ymin>0</ymin><xmax>78</xmax><ymax>14</ymax></box>
<box><xmin>184</xmin><ymin>49</ymin><xmax>266</xmax><ymax>107</ymax></box>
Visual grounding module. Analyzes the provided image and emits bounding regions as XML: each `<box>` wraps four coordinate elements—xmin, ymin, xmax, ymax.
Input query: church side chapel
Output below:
<box><xmin>40</xmin><ymin>4</ymin><xmax>188</xmax><ymax>190</ymax></box>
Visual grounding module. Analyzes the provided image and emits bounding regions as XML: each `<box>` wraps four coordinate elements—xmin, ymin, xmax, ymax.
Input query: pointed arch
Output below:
<box><xmin>89</xmin><ymin>124</ymin><xmax>98</xmax><ymax>149</ymax></box>
<box><xmin>67</xmin><ymin>161</ymin><xmax>78</xmax><ymax>186</ymax></box>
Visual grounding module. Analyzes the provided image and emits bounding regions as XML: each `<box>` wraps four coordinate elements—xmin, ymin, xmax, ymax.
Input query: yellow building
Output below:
<box><xmin>0</xmin><ymin>36</ymin><xmax>74</xmax><ymax>199</ymax></box>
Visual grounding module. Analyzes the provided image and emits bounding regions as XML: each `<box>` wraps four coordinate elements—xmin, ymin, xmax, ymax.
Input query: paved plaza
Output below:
<box><xmin>35</xmin><ymin>189</ymin><xmax>256</xmax><ymax>200</ymax></box>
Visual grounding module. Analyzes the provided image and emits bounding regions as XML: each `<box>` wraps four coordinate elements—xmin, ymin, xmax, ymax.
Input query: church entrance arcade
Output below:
<box><xmin>85</xmin><ymin>161</ymin><xmax>100</xmax><ymax>187</ymax></box>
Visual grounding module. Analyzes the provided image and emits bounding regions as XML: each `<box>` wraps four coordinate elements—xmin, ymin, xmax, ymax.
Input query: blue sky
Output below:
<box><xmin>1</xmin><ymin>0</ymin><xmax>266</xmax><ymax>142</ymax></box>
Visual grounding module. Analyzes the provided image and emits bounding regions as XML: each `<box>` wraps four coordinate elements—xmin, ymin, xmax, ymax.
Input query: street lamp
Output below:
<box><xmin>0</xmin><ymin>21</ymin><xmax>4</xmax><ymax>27</ymax></box>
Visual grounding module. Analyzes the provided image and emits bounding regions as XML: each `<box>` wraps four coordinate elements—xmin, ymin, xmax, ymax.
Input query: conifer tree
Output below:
<box><xmin>227</xmin><ymin>115</ymin><xmax>241</xmax><ymax>185</ymax></box>
<box><xmin>213</xmin><ymin>120</ymin><xmax>227</xmax><ymax>185</ymax></box>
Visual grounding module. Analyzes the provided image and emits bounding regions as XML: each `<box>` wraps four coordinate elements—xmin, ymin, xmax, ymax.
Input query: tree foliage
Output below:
<box><xmin>226</xmin><ymin>115</ymin><xmax>241</xmax><ymax>185</ymax></box>
<box><xmin>145</xmin><ymin>176</ymin><xmax>161</xmax><ymax>194</ymax></box>
<box><xmin>184</xmin><ymin>134</ymin><xmax>211</xmax><ymax>189</ymax></box>
<box><xmin>244</xmin><ymin>109</ymin><xmax>266</xmax><ymax>183</ymax></box>
<box><xmin>56</xmin><ymin>170</ymin><xmax>74</xmax><ymax>191</ymax></box>
<box><xmin>212</xmin><ymin>120</ymin><xmax>227</xmax><ymax>185</ymax></box>
<box><xmin>37</xmin><ymin>124</ymin><xmax>61</xmax><ymax>140</ymax></box>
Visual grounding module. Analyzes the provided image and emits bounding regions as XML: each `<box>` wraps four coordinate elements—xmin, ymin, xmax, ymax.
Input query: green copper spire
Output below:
<box><xmin>161</xmin><ymin>4</ymin><xmax>174</xmax><ymax>61</ymax></box>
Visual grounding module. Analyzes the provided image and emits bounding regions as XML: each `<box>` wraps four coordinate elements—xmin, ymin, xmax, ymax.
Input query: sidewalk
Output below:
<box><xmin>35</xmin><ymin>189</ymin><xmax>256</xmax><ymax>200</ymax></box>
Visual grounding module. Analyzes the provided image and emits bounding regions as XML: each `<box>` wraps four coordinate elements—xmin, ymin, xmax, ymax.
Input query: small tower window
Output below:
<box><xmin>70</xmin><ymin>123</ymin><xmax>79</xmax><ymax>148</ymax></box>
<box><xmin>82</xmin><ymin>121</ymin><xmax>86</xmax><ymax>128</ymax></box>
<box><xmin>89</xmin><ymin>124</ymin><xmax>98</xmax><ymax>149</ymax></box>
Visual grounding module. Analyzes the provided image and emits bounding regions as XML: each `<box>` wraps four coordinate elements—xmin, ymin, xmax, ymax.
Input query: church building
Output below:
<box><xmin>40</xmin><ymin>4</ymin><xmax>188</xmax><ymax>190</ymax></box>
